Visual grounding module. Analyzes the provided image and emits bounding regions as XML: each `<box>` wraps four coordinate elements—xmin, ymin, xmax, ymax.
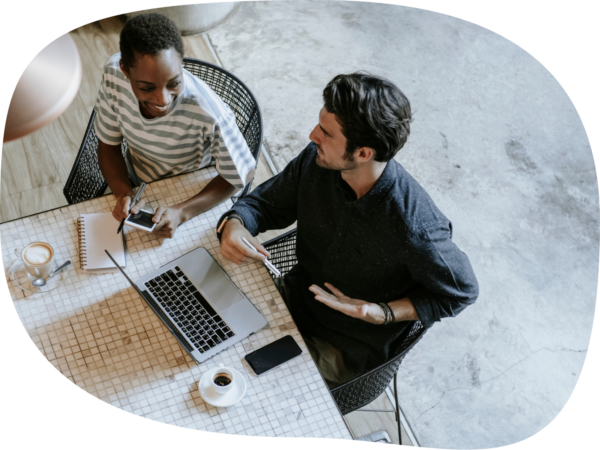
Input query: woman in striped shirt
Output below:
<box><xmin>94</xmin><ymin>13</ymin><xmax>255</xmax><ymax>238</ymax></box>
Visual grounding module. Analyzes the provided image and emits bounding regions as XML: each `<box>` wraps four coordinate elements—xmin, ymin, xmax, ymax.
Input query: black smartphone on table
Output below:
<box><xmin>245</xmin><ymin>335</ymin><xmax>303</xmax><ymax>375</ymax></box>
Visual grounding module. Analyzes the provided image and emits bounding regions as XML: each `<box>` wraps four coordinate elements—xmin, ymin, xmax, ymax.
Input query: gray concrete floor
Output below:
<box><xmin>206</xmin><ymin>1</ymin><xmax>598</xmax><ymax>448</ymax></box>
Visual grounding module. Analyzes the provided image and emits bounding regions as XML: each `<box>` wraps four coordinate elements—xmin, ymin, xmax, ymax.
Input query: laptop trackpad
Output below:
<box><xmin>197</xmin><ymin>259</ymin><xmax>245</xmax><ymax>311</ymax></box>
<box><xmin>210</xmin><ymin>285</ymin><xmax>244</xmax><ymax>311</ymax></box>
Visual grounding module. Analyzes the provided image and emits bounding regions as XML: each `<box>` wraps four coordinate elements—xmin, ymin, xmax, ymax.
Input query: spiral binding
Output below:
<box><xmin>76</xmin><ymin>217</ymin><xmax>88</xmax><ymax>266</ymax></box>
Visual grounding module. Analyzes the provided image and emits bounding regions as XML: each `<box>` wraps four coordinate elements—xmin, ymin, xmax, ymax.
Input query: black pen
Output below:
<box><xmin>117</xmin><ymin>182</ymin><xmax>147</xmax><ymax>234</ymax></box>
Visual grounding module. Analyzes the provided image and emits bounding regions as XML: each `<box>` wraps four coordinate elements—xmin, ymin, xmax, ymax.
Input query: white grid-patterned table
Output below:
<box><xmin>1</xmin><ymin>168</ymin><xmax>351</xmax><ymax>440</ymax></box>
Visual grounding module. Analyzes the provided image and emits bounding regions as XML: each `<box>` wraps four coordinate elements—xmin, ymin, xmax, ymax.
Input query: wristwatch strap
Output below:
<box><xmin>216</xmin><ymin>213</ymin><xmax>245</xmax><ymax>240</ymax></box>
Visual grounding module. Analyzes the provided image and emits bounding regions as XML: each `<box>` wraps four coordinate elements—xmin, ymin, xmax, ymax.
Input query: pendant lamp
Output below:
<box><xmin>4</xmin><ymin>33</ymin><xmax>82</xmax><ymax>143</ymax></box>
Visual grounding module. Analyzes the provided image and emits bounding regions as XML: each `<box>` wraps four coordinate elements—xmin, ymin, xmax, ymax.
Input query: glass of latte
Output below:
<box><xmin>14</xmin><ymin>242</ymin><xmax>55</xmax><ymax>279</ymax></box>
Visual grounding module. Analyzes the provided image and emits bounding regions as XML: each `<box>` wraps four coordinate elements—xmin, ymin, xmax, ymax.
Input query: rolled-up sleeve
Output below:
<box><xmin>406</xmin><ymin>221</ymin><xmax>479</xmax><ymax>328</ymax></box>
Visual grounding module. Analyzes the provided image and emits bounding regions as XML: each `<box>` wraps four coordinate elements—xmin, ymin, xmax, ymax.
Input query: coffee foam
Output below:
<box><xmin>23</xmin><ymin>243</ymin><xmax>53</xmax><ymax>265</ymax></box>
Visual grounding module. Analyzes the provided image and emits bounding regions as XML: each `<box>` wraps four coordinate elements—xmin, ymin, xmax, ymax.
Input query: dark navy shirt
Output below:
<box><xmin>219</xmin><ymin>142</ymin><xmax>479</xmax><ymax>373</ymax></box>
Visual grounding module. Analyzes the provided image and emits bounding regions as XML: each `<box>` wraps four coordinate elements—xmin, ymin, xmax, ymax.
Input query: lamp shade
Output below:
<box><xmin>4</xmin><ymin>33</ymin><xmax>82</xmax><ymax>143</ymax></box>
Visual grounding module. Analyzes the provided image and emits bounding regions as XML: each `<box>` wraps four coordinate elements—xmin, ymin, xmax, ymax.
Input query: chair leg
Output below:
<box><xmin>394</xmin><ymin>372</ymin><xmax>402</xmax><ymax>445</ymax></box>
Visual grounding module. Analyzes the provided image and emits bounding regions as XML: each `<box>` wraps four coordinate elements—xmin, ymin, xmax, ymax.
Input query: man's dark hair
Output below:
<box><xmin>322</xmin><ymin>72</ymin><xmax>412</xmax><ymax>162</ymax></box>
<box><xmin>120</xmin><ymin>13</ymin><xmax>184</xmax><ymax>68</ymax></box>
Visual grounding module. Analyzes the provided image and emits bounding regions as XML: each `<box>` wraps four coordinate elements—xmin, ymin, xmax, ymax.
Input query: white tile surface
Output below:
<box><xmin>1</xmin><ymin>168</ymin><xmax>351</xmax><ymax>440</ymax></box>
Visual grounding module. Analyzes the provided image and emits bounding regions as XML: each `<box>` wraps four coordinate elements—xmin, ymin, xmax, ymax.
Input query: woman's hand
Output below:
<box><xmin>308</xmin><ymin>283</ymin><xmax>385</xmax><ymax>324</ymax></box>
<box><xmin>152</xmin><ymin>205</ymin><xmax>185</xmax><ymax>239</ymax></box>
<box><xmin>113</xmin><ymin>194</ymin><xmax>145</xmax><ymax>222</ymax></box>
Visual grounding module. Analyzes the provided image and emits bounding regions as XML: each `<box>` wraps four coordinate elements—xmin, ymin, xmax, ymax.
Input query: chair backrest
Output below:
<box><xmin>62</xmin><ymin>110</ymin><xmax>106</xmax><ymax>204</ymax></box>
<box><xmin>261</xmin><ymin>229</ymin><xmax>298</xmax><ymax>277</ymax></box>
<box><xmin>330</xmin><ymin>321</ymin><xmax>427</xmax><ymax>415</ymax></box>
<box><xmin>63</xmin><ymin>57</ymin><xmax>262</xmax><ymax>204</ymax></box>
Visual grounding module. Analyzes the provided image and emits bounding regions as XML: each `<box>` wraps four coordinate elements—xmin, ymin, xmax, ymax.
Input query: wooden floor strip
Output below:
<box><xmin>344</xmin><ymin>393</ymin><xmax>414</xmax><ymax>445</ymax></box>
<box><xmin>9</xmin><ymin>182</ymin><xmax>68</xmax><ymax>219</ymax></box>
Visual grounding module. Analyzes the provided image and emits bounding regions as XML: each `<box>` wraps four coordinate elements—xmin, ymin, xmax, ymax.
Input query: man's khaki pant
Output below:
<box><xmin>274</xmin><ymin>277</ymin><xmax>357</xmax><ymax>388</ymax></box>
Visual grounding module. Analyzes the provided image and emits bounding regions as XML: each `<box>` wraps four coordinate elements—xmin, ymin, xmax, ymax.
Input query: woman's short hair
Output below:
<box><xmin>120</xmin><ymin>13</ymin><xmax>184</xmax><ymax>68</ymax></box>
<box><xmin>322</xmin><ymin>72</ymin><xmax>412</xmax><ymax>162</ymax></box>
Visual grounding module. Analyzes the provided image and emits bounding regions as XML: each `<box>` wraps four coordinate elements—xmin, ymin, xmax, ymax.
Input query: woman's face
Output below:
<box><xmin>120</xmin><ymin>48</ymin><xmax>184</xmax><ymax>119</ymax></box>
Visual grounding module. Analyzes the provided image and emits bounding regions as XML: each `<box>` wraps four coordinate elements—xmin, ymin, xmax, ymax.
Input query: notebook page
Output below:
<box><xmin>80</xmin><ymin>213</ymin><xmax>126</xmax><ymax>270</ymax></box>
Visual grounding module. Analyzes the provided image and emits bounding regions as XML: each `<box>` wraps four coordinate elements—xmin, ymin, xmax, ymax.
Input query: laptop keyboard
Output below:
<box><xmin>144</xmin><ymin>266</ymin><xmax>235</xmax><ymax>353</ymax></box>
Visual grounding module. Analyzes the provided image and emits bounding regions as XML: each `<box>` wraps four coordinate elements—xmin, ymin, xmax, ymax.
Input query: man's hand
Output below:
<box><xmin>310</xmin><ymin>283</ymin><xmax>420</xmax><ymax>323</ymax></box>
<box><xmin>220</xmin><ymin>218</ymin><xmax>270</xmax><ymax>264</ymax></box>
<box><xmin>309</xmin><ymin>283</ymin><xmax>385</xmax><ymax>324</ymax></box>
<box><xmin>151</xmin><ymin>205</ymin><xmax>186</xmax><ymax>239</ymax></box>
<box><xmin>113</xmin><ymin>194</ymin><xmax>146</xmax><ymax>222</ymax></box>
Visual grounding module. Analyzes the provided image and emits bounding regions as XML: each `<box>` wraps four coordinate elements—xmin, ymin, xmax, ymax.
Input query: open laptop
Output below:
<box><xmin>105</xmin><ymin>247</ymin><xmax>268</xmax><ymax>364</ymax></box>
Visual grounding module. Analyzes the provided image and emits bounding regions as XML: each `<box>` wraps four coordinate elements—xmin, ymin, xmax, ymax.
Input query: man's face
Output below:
<box><xmin>309</xmin><ymin>107</ymin><xmax>357</xmax><ymax>171</ymax></box>
<box><xmin>120</xmin><ymin>48</ymin><xmax>184</xmax><ymax>119</ymax></box>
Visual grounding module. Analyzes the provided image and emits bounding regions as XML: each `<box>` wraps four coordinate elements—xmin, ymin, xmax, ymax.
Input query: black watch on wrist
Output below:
<box><xmin>216</xmin><ymin>213</ymin><xmax>245</xmax><ymax>240</ymax></box>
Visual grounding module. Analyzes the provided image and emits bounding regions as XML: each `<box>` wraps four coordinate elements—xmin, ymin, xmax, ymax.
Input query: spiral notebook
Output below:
<box><xmin>77</xmin><ymin>213</ymin><xmax>126</xmax><ymax>272</ymax></box>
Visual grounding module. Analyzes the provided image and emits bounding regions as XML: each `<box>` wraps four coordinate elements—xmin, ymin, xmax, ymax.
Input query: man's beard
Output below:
<box><xmin>315</xmin><ymin>145</ymin><xmax>357</xmax><ymax>171</ymax></box>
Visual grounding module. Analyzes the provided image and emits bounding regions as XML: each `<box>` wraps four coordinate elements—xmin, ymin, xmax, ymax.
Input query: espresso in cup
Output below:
<box><xmin>213</xmin><ymin>372</ymin><xmax>232</xmax><ymax>387</ymax></box>
<box><xmin>211</xmin><ymin>363</ymin><xmax>235</xmax><ymax>394</ymax></box>
<box><xmin>18</xmin><ymin>242</ymin><xmax>55</xmax><ymax>279</ymax></box>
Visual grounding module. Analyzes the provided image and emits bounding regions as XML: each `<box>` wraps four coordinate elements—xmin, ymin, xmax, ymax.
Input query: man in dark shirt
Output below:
<box><xmin>217</xmin><ymin>73</ymin><xmax>479</xmax><ymax>386</ymax></box>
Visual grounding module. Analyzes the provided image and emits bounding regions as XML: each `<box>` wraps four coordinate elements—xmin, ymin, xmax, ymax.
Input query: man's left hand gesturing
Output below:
<box><xmin>309</xmin><ymin>283</ymin><xmax>385</xmax><ymax>324</ymax></box>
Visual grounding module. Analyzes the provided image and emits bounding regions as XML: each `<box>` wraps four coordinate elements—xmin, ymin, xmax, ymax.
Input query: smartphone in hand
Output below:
<box><xmin>124</xmin><ymin>210</ymin><xmax>157</xmax><ymax>232</ymax></box>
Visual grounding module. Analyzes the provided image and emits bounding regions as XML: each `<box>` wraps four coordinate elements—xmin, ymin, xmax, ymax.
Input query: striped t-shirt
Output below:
<box><xmin>93</xmin><ymin>53</ymin><xmax>255</xmax><ymax>189</ymax></box>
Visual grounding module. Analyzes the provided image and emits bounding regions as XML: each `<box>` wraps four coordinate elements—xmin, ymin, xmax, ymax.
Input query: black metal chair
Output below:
<box><xmin>63</xmin><ymin>57</ymin><xmax>262</xmax><ymax>204</ymax></box>
<box><xmin>262</xmin><ymin>229</ymin><xmax>428</xmax><ymax>445</ymax></box>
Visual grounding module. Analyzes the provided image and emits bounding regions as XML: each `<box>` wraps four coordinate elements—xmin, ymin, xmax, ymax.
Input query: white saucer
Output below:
<box><xmin>198</xmin><ymin>367</ymin><xmax>247</xmax><ymax>407</ymax></box>
<box><xmin>8</xmin><ymin>255</ymin><xmax>70</xmax><ymax>294</ymax></box>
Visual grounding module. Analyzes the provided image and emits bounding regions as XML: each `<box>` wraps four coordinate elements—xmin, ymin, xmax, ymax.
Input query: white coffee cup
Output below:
<box><xmin>15</xmin><ymin>241</ymin><xmax>55</xmax><ymax>279</ymax></box>
<box><xmin>212</xmin><ymin>363</ymin><xmax>235</xmax><ymax>395</ymax></box>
